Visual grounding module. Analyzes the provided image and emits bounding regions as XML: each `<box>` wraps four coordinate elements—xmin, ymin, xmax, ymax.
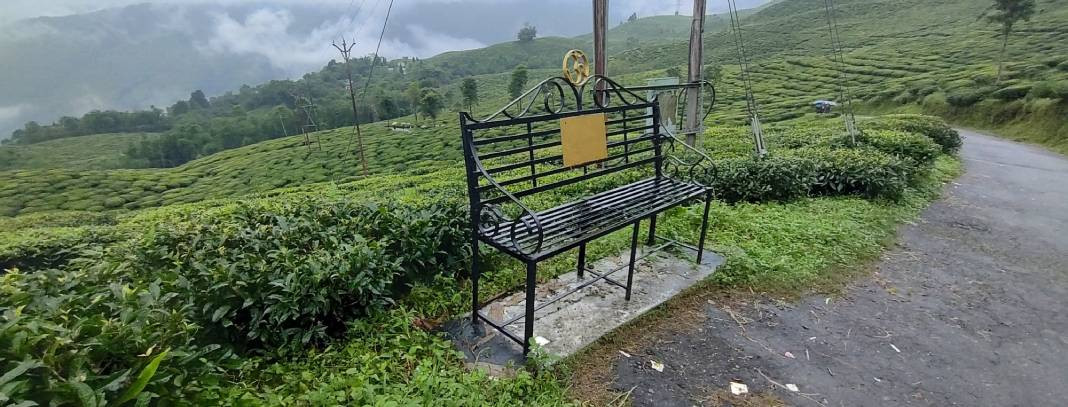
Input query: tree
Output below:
<box><xmin>981</xmin><ymin>0</ymin><xmax>1036</xmax><ymax>84</ymax></box>
<box><xmin>460</xmin><ymin>78</ymin><xmax>479</xmax><ymax>111</ymax></box>
<box><xmin>517</xmin><ymin>23</ymin><xmax>537</xmax><ymax>42</ymax></box>
<box><xmin>170</xmin><ymin>100</ymin><xmax>191</xmax><ymax>116</ymax></box>
<box><xmin>419</xmin><ymin>89</ymin><xmax>444</xmax><ymax>120</ymax></box>
<box><xmin>508</xmin><ymin>65</ymin><xmax>529</xmax><ymax>100</ymax></box>
<box><xmin>405</xmin><ymin>82</ymin><xmax>423</xmax><ymax>121</ymax></box>
<box><xmin>628</xmin><ymin>12</ymin><xmax>638</xmax><ymax>23</ymax></box>
<box><xmin>189</xmin><ymin>90</ymin><xmax>210</xmax><ymax>109</ymax></box>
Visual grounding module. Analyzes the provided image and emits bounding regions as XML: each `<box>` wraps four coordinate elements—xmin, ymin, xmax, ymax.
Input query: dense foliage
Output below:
<box><xmin>0</xmin><ymin>194</ymin><xmax>468</xmax><ymax>405</ymax></box>
<box><xmin>5</xmin><ymin>110</ymin><xmax>169</xmax><ymax>146</ymax></box>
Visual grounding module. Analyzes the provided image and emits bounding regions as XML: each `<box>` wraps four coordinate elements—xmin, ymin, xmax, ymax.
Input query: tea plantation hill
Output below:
<box><xmin>612</xmin><ymin>0</ymin><xmax>1068</xmax><ymax>150</ymax></box>
<box><xmin>0</xmin><ymin>133</ymin><xmax>160</xmax><ymax>171</ymax></box>
<box><xmin>4</xmin><ymin>0</ymin><xmax>1068</xmax><ymax>217</ymax></box>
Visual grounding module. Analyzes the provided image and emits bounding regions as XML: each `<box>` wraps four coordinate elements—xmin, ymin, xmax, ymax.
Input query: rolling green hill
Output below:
<box><xmin>0</xmin><ymin>132</ymin><xmax>159</xmax><ymax>171</ymax></box>
<box><xmin>3</xmin><ymin>0</ymin><xmax>1068</xmax><ymax>219</ymax></box>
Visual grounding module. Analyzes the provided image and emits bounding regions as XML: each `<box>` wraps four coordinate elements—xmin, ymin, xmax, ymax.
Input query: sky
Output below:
<box><xmin>0</xmin><ymin>0</ymin><xmax>767</xmax><ymax>76</ymax></box>
<box><xmin>0</xmin><ymin>0</ymin><xmax>751</xmax><ymax>27</ymax></box>
<box><xmin>0</xmin><ymin>0</ymin><xmax>769</xmax><ymax>137</ymax></box>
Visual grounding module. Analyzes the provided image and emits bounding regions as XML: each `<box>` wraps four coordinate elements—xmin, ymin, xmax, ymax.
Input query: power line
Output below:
<box><xmin>332</xmin><ymin>38</ymin><xmax>370</xmax><ymax>176</ymax></box>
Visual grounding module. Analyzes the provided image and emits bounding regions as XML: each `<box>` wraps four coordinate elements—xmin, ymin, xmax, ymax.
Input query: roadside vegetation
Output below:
<box><xmin>1</xmin><ymin>114</ymin><xmax>960</xmax><ymax>405</ymax></box>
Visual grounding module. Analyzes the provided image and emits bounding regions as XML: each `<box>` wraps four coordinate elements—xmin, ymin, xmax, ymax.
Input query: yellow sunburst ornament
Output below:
<box><xmin>562</xmin><ymin>49</ymin><xmax>591</xmax><ymax>85</ymax></box>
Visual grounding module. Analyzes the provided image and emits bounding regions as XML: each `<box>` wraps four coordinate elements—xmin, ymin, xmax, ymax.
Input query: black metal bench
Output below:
<box><xmin>460</xmin><ymin>76</ymin><xmax>715</xmax><ymax>355</ymax></box>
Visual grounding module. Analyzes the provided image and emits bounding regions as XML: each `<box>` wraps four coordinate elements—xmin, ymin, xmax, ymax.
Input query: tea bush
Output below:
<box><xmin>946</xmin><ymin>88</ymin><xmax>988</xmax><ymax>107</ymax></box>
<box><xmin>0</xmin><ymin>226</ymin><xmax>118</xmax><ymax>271</ymax></box>
<box><xmin>991</xmin><ymin>85</ymin><xmax>1032</xmax><ymax>101</ymax></box>
<box><xmin>710</xmin><ymin>154</ymin><xmax>816</xmax><ymax>202</ymax></box>
<box><xmin>1</xmin><ymin>266</ymin><xmax>237</xmax><ymax>405</ymax></box>
<box><xmin>0</xmin><ymin>194</ymin><xmax>469</xmax><ymax>404</ymax></box>
<box><xmin>797</xmin><ymin>147</ymin><xmax>911</xmax><ymax>200</ymax></box>
<box><xmin>708</xmin><ymin>146</ymin><xmax>913</xmax><ymax>202</ymax></box>
<box><xmin>863</xmin><ymin>114</ymin><xmax>963</xmax><ymax>153</ymax></box>
<box><xmin>835</xmin><ymin>130</ymin><xmax>941</xmax><ymax>166</ymax></box>
<box><xmin>0</xmin><ymin>210</ymin><xmax>115</xmax><ymax>231</ymax></box>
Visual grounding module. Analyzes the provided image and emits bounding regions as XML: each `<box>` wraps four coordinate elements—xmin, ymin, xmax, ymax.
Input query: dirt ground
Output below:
<box><xmin>611</xmin><ymin>130</ymin><xmax>1068</xmax><ymax>406</ymax></box>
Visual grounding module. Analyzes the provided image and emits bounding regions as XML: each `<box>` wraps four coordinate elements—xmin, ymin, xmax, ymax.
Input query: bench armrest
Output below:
<box><xmin>469</xmin><ymin>155</ymin><xmax>545</xmax><ymax>255</ymax></box>
<box><xmin>660</xmin><ymin>126</ymin><xmax>717</xmax><ymax>189</ymax></box>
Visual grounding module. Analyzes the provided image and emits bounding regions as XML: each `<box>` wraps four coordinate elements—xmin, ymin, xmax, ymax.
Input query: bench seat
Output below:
<box><xmin>481</xmin><ymin>177</ymin><xmax>705</xmax><ymax>260</ymax></box>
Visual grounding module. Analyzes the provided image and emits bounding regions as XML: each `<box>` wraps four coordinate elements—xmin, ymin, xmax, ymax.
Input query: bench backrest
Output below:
<box><xmin>460</xmin><ymin>76</ymin><xmax>664</xmax><ymax>212</ymax></box>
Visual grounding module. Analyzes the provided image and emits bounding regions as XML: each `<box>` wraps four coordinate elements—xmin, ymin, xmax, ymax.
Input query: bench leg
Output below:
<box><xmin>470</xmin><ymin>237</ymin><xmax>481</xmax><ymax>328</ymax></box>
<box><xmin>523</xmin><ymin>261</ymin><xmax>537</xmax><ymax>356</ymax></box>
<box><xmin>576</xmin><ymin>243</ymin><xmax>586</xmax><ymax>280</ymax></box>
<box><xmin>647</xmin><ymin>214</ymin><xmax>657</xmax><ymax>246</ymax></box>
<box><xmin>697</xmin><ymin>191</ymin><xmax>713</xmax><ymax>264</ymax></box>
<box><xmin>625</xmin><ymin>221</ymin><xmax>640</xmax><ymax>301</ymax></box>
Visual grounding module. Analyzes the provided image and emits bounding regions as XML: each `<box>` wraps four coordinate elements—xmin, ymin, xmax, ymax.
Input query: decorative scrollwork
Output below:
<box><xmin>468</xmin><ymin>75</ymin><xmax>651</xmax><ymax>124</ymax></box>
<box><xmin>661</xmin><ymin>127</ymin><xmax>718</xmax><ymax>188</ymax></box>
<box><xmin>476</xmin><ymin>204</ymin><xmax>545</xmax><ymax>255</ymax></box>
<box><xmin>477</xmin><ymin>205</ymin><xmax>505</xmax><ymax>236</ymax></box>
<box><xmin>473</xmin><ymin>77</ymin><xmax>579</xmax><ymax>123</ymax></box>
<box><xmin>582</xmin><ymin>75</ymin><xmax>646</xmax><ymax>110</ymax></box>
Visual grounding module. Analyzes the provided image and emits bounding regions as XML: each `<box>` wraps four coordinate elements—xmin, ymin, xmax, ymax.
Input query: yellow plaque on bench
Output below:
<box><xmin>560</xmin><ymin>113</ymin><xmax>608</xmax><ymax>167</ymax></box>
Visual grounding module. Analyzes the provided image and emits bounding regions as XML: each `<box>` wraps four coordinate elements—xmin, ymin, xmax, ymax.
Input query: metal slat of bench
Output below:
<box><xmin>485</xmin><ymin>178</ymin><xmax>704</xmax><ymax>256</ymax></box>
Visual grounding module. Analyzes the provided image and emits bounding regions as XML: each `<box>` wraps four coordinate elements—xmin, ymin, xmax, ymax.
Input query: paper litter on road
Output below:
<box><xmin>650</xmin><ymin>360</ymin><xmax>664</xmax><ymax>372</ymax></box>
<box><xmin>785</xmin><ymin>384</ymin><xmax>799</xmax><ymax>392</ymax></box>
<box><xmin>619</xmin><ymin>350</ymin><xmax>631</xmax><ymax>358</ymax></box>
<box><xmin>729</xmin><ymin>382</ymin><xmax>749</xmax><ymax>395</ymax></box>
<box><xmin>534</xmin><ymin>336</ymin><xmax>549</xmax><ymax>346</ymax></box>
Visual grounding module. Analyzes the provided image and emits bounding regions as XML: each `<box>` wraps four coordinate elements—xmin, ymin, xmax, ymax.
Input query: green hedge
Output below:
<box><xmin>836</xmin><ymin>130</ymin><xmax>941</xmax><ymax>166</ymax></box>
<box><xmin>709</xmin><ymin>146</ymin><xmax>913</xmax><ymax>202</ymax></box>
<box><xmin>862</xmin><ymin>114</ymin><xmax>962</xmax><ymax>153</ymax></box>
<box><xmin>0</xmin><ymin>195</ymin><xmax>468</xmax><ymax>405</ymax></box>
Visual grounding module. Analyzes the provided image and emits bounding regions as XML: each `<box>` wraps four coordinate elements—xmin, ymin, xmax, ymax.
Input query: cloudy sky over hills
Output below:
<box><xmin>0</xmin><ymin>0</ymin><xmax>767</xmax><ymax>138</ymax></box>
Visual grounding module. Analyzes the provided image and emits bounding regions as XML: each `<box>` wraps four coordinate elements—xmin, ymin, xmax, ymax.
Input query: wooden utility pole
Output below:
<box><xmin>684</xmin><ymin>0</ymin><xmax>707</xmax><ymax>146</ymax></box>
<box><xmin>332</xmin><ymin>37</ymin><xmax>370</xmax><ymax>176</ymax></box>
<box><xmin>593</xmin><ymin>0</ymin><xmax>607</xmax><ymax>104</ymax></box>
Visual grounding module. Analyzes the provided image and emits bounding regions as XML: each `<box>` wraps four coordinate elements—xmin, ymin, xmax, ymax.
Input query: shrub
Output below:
<box><xmin>863</xmin><ymin>114</ymin><xmax>962</xmax><ymax>153</ymax></box>
<box><xmin>707</xmin><ymin>146</ymin><xmax>914</xmax><ymax>203</ymax></box>
<box><xmin>946</xmin><ymin>88</ymin><xmax>987</xmax><ymax>107</ymax></box>
<box><xmin>0</xmin><ymin>210</ymin><xmax>115</xmax><ymax>231</ymax></box>
<box><xmin>793</xmin><ymin>148</ymin><xmax>911</xmax><ymax>200</ymax></box>
<box><xmin>0</xmin><ymin>226</ymin><xmax>118</xmax><ymax>271</ymax></box>
<box><xmin>991</xmin><ymin>85</ymin><xmax>1032</xmax><ymax>101</ymax></box>
<box><xmin>1</xmin><ymin>194</ymin><xmax>469</xmax><ymax>404</ymax></box>
<box><xmin>710</xmin><ymin>155</ymin><xmax>816</xmax><ymax>202</ymax></box>
<box><xmin>922</xmin><ymin>92</ymin><xmax>948</xmax><ymax>109</ymax></box>
<box><xmin>1</xmin><ymin>267</ymin><xmax>236</xmax><ymax>405</ymax></box>
<box><xmin>1058</xmin><ymin>60</ymin><xmax>1068</xmax><ymax>72</ymax></box>
<box><xmin>1031</xmin><ymin>80</ymin><xmax>1068</xmax><ymax>100</ymax></box>
<box><xmin>836</xmin><ymin>130</ymin><xmax>941</xmax><ymax>167</ymax></box>
<box><xmin>1042</xmin><ymin>57</ymin><xmax>1065</xmax><ymax>68</ymax></box>
<box><xmin>110</xmin><ymin>196</ymin><xmax>467</xmax><ymax>351</ymax></box>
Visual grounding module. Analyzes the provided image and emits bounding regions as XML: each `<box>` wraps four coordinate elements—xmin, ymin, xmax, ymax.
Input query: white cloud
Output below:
<box><xmin>0</xmin><ymin>0</ymin><xmax>504</xmax><ymax>26</ymax></box>
<box><xmin>0</xmin><ymin>104</ymin><xmax>30</xmax><ymax>124</ymax></box>
<box><xmin>198</xmin><ymin>6</ymin><xmax>484</xmax><ymax>76</ymax></box>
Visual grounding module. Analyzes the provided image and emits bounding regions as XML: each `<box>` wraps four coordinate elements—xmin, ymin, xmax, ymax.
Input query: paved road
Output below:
<box><xmin>613</xmin><ymin>129</ymin><xmax>1068</xmax><ymax>406</ymax></box>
